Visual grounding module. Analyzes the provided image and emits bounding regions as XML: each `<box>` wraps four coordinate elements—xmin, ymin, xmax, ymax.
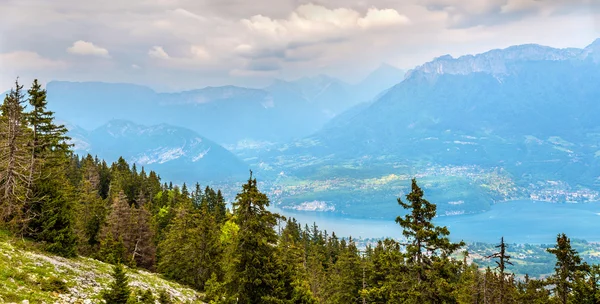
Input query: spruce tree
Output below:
<box><xmin>0</xmin><ymin>79</ymin><xmax>31</xmax><ymax>230</ymax></box>
<box><xmin>158</xmin><ymin>199</ymin><xmax>221</xmax><ymax>290</ymax></box>
<box><xmin>102</xmin><ymin>263</ymin><xmax>131</xmax><ymax>304</ymax></box>
<box><xmin>547</xmin><ymin>233</ymin><xmax>586</xmax><ymax>304</ymax></box>
<box><xmin>323</xmin><ymin>238</ymin><xmax>362</xmax><ymax>304</ymax></box>
<box><xmin>25</xmin><ymin>80</ymin><xmax>77</xmax><ymax>256</ymax></box>
<box><xmin>395</xmin><ymin>178</ymin><xmax>464</xmax><ymax>302</ymax></box>
<box><xmin>225</xmin><ymin>171</ymin><xmax>283</xmax><ymax>303</ymax></box>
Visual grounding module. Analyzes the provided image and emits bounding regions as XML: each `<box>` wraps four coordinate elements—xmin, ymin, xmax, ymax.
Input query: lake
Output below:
<box><xmin>271</xmin><ymin>200</ymin><xmax>600</xmax><ymax>244</ymax></box>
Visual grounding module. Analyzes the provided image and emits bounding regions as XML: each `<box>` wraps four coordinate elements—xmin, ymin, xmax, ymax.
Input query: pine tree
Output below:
<box><xmin>100</xmin><ymin>191</ymin><xmax>133</xmax><ymax>264</ymax></box>
<box><xmin>277</xmin><ymin>217</ymin><xmax>318</xmax><ymax>304</ymax></box>
<box><xmin>158</xmin><ymin>200</ymin><xmax>221</xmax><ymax>290</ymax></box>
<box><xmin>75</xmin><ymin>155</ymin><xmax>106</xmax><ymax>255</ymax></box>
<box><xmin>102</xmin><ymin>263</ymin><xmax>131</xmax><ymax>304</ymax></box>
<box><xmin>0</xmin><ymin>79</ymin><xmax>31</xmax><ymax>230</ymax></box>
<box><xmin>361</xmin><ymin>239</ymin><xmax>406</xmax><ymax>303</ymax></box>
<box><xmin>486</xmin><ymin>236</ymin><xmax>514</xmax><ymax>303</ymax></box>
<box><xmin>130</xmin><ymin>202</ymin><xmax>156</xmax><ymax>270</ymax></box>
<box><xmin>323</xmin><ymin>238</ymin><xmax>362</xmax><ymax>304</ymax></box>
<box><xmin>225</xmin><ymin>171</ymin><xmax>283</xmax><ymax>303</ymax></box>
<box><xmin>23</xmin><ymin>79</ymin><xmax>77</xmax><ymax>256</ymax></box>
<box><xmin>395</xmin><ymin>178</ymin><xmax>465</xmax><ymax>302</ymax></box>
<box><xmin>547</xmin><ymin>233</ymin><xmax>586</xmax><ymax>304</ymax></box>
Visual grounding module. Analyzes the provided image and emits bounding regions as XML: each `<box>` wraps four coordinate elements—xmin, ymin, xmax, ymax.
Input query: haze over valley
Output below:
<box><xmin>44</xmin><ymin>40</ymin><xmax>600</xmax><ymax>230</ymax></box>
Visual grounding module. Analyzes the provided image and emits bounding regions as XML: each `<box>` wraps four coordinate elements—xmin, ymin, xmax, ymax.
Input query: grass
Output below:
<box><xmin>0</xmin><ymin>229</ymin><xmax>203</xmax><ymax>303</ymax></box>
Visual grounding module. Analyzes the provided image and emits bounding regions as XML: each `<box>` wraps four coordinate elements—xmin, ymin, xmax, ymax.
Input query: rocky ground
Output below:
<box><xmin>0</xmin><ymin>231</ymin><xmax>203</xmax><ymax>303</ymax></box>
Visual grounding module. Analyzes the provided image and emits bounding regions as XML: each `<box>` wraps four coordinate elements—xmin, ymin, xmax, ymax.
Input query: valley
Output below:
<box><xmin>59</xmin><ymin>38</ymin><xmax>600</xmax><ymax>245</ymax></box>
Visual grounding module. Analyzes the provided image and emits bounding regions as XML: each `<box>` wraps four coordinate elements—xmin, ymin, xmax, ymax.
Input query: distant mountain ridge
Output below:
<box><xmin>46</xmin><ymin>64</ymin><xmax>405</xmax><ymax>146</ymax></box>
<box><xmin>406</xmin><ymin>39</ymin><xmax>600</xmax><ymax>79</ymax></box>
<box><xmin>68</xmin><ymin>120</ymin><xmax>248</xmax><ymax>183</ymax></box>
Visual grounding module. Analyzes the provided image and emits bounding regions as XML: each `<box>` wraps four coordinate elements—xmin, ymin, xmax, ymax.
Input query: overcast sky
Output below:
<box><xmin>0</xmin><ymin>0</ymin><xmax>599</xmax><ymax>92</ymax></box>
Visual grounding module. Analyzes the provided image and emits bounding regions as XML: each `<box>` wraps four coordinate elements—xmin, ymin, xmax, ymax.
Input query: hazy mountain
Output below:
<box><xmin>68</xmin><ymin>120</ymin><xmax>248</xmax><ymax>183</ymax></box>
<box><xmin>255</xmin><ymin>39</ymin><xmax>600</xmax><ymax>219</ymax></box>
<box><xmin>45</xmin><ymin>81</ymin><xmax>158</xmax><ymax>130</ymax></box>
<box><xmin>405</xmin><ymin>40</ymin><xmax>599</xmax><ymax>79</ymax></box>
<box><xmin>354</xmin><ymin>63</ymin><xmax>405</xmax><ymax>102</ymax></box>
<box><xmin>44</xmin><ymin>64</ymin><xmax>406</xmax><ymax>147</ymax></box>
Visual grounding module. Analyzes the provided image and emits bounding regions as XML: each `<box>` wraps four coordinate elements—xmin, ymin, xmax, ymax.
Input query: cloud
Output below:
<box><xmin>358</xmin><ymin>7</ymin><xmax>411</xmax><ymax>28</ymax></box>
<box><xmin>0</xmin><ymin>0</ymin><xmax>599</xmax><ymax>91</ymax></box>
<box><xmin>190</xmin><ymin>45</ymin><xmax>210</xmax><ymax>60</ymax></box>
<box><xmin>0</xmin><ymin>51</ymin><xmax>67</xmax><ymax>70</ymax></box>
<box><xmin>242</xmin><ymin>4</ymin><xmax>410</xmax><ymax>39</ymax></box>
<box><xmin>148</xmin><ymin>46</ymin><xmax>170</xmax><ymax>59</ymax></box>
<box><xmin>235</xmin><ymin>3</ymin><xmax>412</xmax><ymax>72</ymax></box>
<box><xmin>67</xmin><ymin>40</ymin><xmax>110</xmax><ymax>58</ymax></box>
<box><xmin>423</xmin><ymin>0</ymin><xmax>600</xmax><ymax>28</ymax></box>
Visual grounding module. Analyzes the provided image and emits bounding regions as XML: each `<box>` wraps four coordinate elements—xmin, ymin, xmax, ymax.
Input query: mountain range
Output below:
<box><xmin>47</xmin><ymin>64</ymin><xmax>405</xmax><ymax>146</ymax></box>
<box><xmin>42</xmin><ymin>38</ymin><xmax>600</xmax><ymax>220</ymax></box>
<box><xmin>67</xmin><ymin>120</ymin><xmax>248</xmax><ymax>183</ymax></box>
<box><xmin>249</xmin><ymin>39</ymin><xmax>600</xmax><ymax>218</ymax></box>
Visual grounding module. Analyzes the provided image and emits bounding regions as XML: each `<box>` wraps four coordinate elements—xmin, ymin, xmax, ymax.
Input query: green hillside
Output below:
<box><xmin>0</xmin><ymin>231</ymin><xmax>203</xmax><ymax>303</ymax></box>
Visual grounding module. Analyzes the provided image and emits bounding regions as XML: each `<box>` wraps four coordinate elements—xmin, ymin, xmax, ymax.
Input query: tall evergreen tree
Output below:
<box><xmin>25</xmin><ymin>80</ymin><xmax>76</xmax><ymax>256</ymax></box>
<box><xmin>0</xmin><ymin>79</ymin><xmax>31</xmax><ymax>230</ymax></box>
<box><xmin>225</xmin><ymin>171</ymin><xmax>284</xmax><ymax>303</ymax></box>
<box><xmin>158</xmin><ymin>200</ymin><xmax>221</xmax><ymax>290</ymax></box>
<box><xmin>547</xmin><ymin>233</ymin><xmax>587</xmax><ymax>304</ymax></box>
<box><xmin>323</xmin><ymin>238</ymin><xmax>362</xmax><ymax>304</ymax></box>
<box><xmin>395</xmin><ymin>178</ymin><xmax>465</xmax><ymax>302</ymax></box>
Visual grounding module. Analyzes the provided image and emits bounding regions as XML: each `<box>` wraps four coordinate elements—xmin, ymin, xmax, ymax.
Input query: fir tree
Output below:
<box><xmin>547</xmin><ymin>233</ymin><xmax>587</xmax><ymax>304</ymax></box>
<box><xmin>395</xmin><ymin>178</ymin><xmax>465</xmax><ymax>302</ymax></box>
<box><xmin>158</xmin><ymin>200</ymin><xmax>221</xmax><ymax>290</ymax></box>
<box><xmin>0</xmin><ymin>79</ymin><xmax>31</xmax><ymax>230</ymax></box>
<box><xmin>24</xmin><ymin>80</ymin><xmax>77</xmax><ymax>256</ymax></box>
<box><xmin>102</xmin><ymin>263</ymin><xmax>131</xmax><ymax>304</ymax></box>
<box><xmin>225</xmin><ymin>171</ymin><xmax>284</xmax><ymax>303</ymax></box>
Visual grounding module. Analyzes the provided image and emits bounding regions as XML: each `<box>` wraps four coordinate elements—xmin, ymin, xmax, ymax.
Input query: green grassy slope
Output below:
<box><xmin>0</xmin><ymin>231</ymin><xmax>203</xmax><ymax>303</ymax></box>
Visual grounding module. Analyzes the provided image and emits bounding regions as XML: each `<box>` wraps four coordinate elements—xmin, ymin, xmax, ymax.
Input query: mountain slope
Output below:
<box><xmin>256</xmin><ymin>39</ymin><xmax>600</xmax><ymax>219</ymax></box>
<box><xmin>0</xmin><ymin>231</ymin><xmax>203</xmax><ymax>303</ymax></box>
<box><xmin>69</xmin><ymin>120</ymin><xmax>248</xmax><ymax>183</ymax></box>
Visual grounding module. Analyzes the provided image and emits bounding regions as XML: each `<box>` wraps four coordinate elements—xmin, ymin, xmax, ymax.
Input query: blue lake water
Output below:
<box><xmin>271</xmin><ymin>200</ymin><xmax>600</xmax><ymax>244</ymax></box>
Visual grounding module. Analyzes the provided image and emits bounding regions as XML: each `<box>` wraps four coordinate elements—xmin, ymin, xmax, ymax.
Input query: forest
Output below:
<box><xmin>1</xmin><ymin>79</ymin><xmax>600</xmax><ymax>304</ymax></box>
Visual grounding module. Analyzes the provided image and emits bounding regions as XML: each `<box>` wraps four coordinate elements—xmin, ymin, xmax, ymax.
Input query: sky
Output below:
<box><xmin>0</xmin><ymin>0</ymin><xmax>599</xmax><ymax>92</ymax></box>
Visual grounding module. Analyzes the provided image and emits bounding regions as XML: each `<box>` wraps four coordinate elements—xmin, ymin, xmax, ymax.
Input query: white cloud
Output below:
<box><xmin>358</xmin><ymin>7</ymin><xmax>411</xmax><ymax>28</ymax></box>
<box><xmin>0</xmin><ymin>0</ymin><xmax>598</xmax><ymax>90</ymax></box>
<box><xmin>242</xmin><ymin>4</ymin><xmax>410</xmax><ymax>38</ymax></box>
<box><xmin>190</xmin><ymin>45</ymin><xmax>210</xmax><ymax>60</ymax></box>
<box><xmin>148</xmin><ymin>46</ymin><xmax>170</xmax><ymax>59</ymax></box>
<box><xmin>67</xmin><ymin>40</ymin><xmax>111</xmax><ymax>58</ymax></box>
